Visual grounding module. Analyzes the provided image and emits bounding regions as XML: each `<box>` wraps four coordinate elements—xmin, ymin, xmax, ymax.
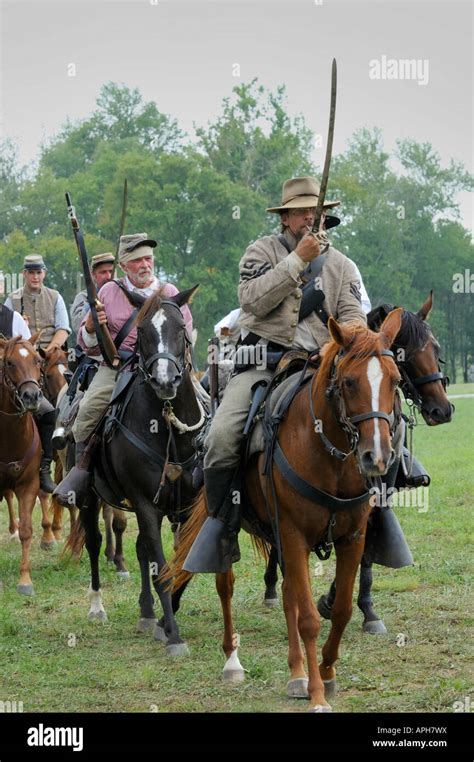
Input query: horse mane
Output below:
<box><xmin>371</xmin><ymin>302</ymin><xmax>437</xmax><ymax>358</ymax></box>
<box><xmin>317</xmin><ymin>322</ymin><xmax>386</xmax><ymax>386</ymax></box>
<box><xmin>136</xmin><ymin>287</ymin><xmax>167</xmax><ymax>325</ymax></box>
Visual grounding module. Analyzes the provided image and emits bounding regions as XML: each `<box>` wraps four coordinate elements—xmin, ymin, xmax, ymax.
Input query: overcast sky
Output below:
<box><xmin>0</xmin><ymin>0</ymin><xmax>472</xmax><ymax>229</ymax></box>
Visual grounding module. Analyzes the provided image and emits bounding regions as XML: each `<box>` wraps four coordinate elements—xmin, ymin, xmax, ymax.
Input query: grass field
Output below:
<box><xmin>0</xmin><ymin>386</ymin><xmax>472</xmax><ymax>714</ymax></box>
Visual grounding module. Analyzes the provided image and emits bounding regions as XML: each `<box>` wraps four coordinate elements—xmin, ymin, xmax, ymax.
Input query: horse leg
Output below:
<box><xmin>83</xmin><ymin>495</ymin><xmax>107</xmax><ymax>622</ymax></box>
<box><xmin>51</xmin><ymin>496</ymin><xmax>64</xmax><ymax>542</ymax></box>
<box><xmin>320</xmin><ymin>536</ymin><xmax>366</xmax><ymax>702</ymax></box>
<box><xmin>103</xmin><ymin>503</ymin><xmax>115</xmax><ymax>565</ymax></box>
<box><xmin>6</xmin><ymin>490</ymin><xmax>19</xmax><ymax>540</ymax></box>
<box><xmin>283</xmin><ymin>536</ymin><xmax>328</xmax><ymax>710</ymax></box>
<box><xmin>15</xmin><ymin>485</ymin><xmax>38</xmax><ymax>596</ymax></box>
<box><xmin>216</xmin><ymin>570</ymin><xmax>245</xmax><ymax>682</ymax></box>
<box><xmin>358</xmin><ymin>558</ymin><xmax>387</xmax><ymax>635</ymax></box>
<box><xmin>137</xmin><ymin>508</ymin><xmax>188</xmax><ymax>657</ymax></box>
<box><xmin>38</xmin><ymin>490</ymin><xmax>57</xmax><ymax>550</ymax></box>
<box><xmin>263</xmin><ymin>545</ymin><xmax>279</xmax><ymax>608</ymax></box>
<box><xmin>136</xmin><ymin>530</ymin><xmax>156</xmax><ymax>633</ymax></box>
<box><xmin>112</xmin><ymin>509</ymin><xmax>129</xmax><ymax>579</ymax></box>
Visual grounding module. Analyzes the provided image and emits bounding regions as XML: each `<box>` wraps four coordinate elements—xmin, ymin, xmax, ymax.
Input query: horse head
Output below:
<box><xmin>369</xmin><ymin>292</ymin><xmax>453</xmax><ymax>426</ymax></box>
<box><xmin>0</xmin><ymin>336</ymin><xmax>43</xmax><ymax>412</ymax></box>
<box><xmin>320</xmin><ymin>309</ymin><xmax>403</xmax><ymax>478</ymax></box>
<box><xmin>136</xmin><ymin>285</ymin><xmax>198</xmax><ymax>400</ymax></box>
<box><xmin>37</xmin><ymin>344</ymin><xmax>69</xmax><ymax>405</ymax></box>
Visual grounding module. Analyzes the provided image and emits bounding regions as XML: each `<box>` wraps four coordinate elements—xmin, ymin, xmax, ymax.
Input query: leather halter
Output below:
<box><xmin>137</xmin><ymin>300</ymin><xmax>191</xmax><ymax>387</ymax></box>
<box><xmin>310</xmin><ymin>348</ymin><xmax>397</xmax><ymax>461</ymax></box>
<box><xmin>398</xmin><ymin>356</ymin><xmax>449</xmax><ymax>409</ymax></box>
<box><xmin>0</xmin><ymin>341</ymin><xmax>42</xmax><ymax>417</ymax></box>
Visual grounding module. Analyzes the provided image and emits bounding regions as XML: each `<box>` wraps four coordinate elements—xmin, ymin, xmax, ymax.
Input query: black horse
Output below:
<box><xmin>68</xmin><ymin>286</ymin><xmax>205</xmax><ymax>655</ymax></box>
<box><xmin>262</xmin><ymin>292</ymin><xmax>454</xmax><ymax>632</ymax></box>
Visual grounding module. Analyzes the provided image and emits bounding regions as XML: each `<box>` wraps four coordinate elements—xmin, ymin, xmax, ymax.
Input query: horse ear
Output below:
<box><xmin>379</xmin><ymin>307</ymin><xmax>403</xmax><ymax>348</ymax></box>
<box><xmin>416</xmin><ymin>291</ymin><xmax>433</xmax><ymax>321</ymax></box>
<box><xmin>172</xmin><ymin>284</ymin><xmax>200</xmax><ymax>308</ymax></box>
<box><xmin>0</xmin><ymin>337</ymin><xmax>6</xmax><ymax>358</ymax></box>
<box><xmin>29</xmin><ymin>330</ymin><xmax>43</xmax><ymax>348</ymax></box>
<box><xmin>367</xmin><ymin>304</ymin><xmax>392</xmax><ymax>331</ymax></box>
<box><xmin>328</xmin><ymin>316</ymin><xmax>356</xmax><ymax>348</ymax></box>
<box><xmin>125</xmin><ymin>290</ymin><xmax>146</xmax><ymax>309</ymax></box>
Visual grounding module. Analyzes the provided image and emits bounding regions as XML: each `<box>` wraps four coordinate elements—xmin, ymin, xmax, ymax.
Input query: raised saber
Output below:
<box><xmin>313</xmin><ymin>58</ymin><xmax>337</xmax><ymax>234</ymax></box>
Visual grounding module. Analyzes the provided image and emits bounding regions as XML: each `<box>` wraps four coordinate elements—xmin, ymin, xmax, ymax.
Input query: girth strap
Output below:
<box><xmin>273</xmin><ymin>440</ymin><xmax>370</xmax><ymax>511</ymax></box>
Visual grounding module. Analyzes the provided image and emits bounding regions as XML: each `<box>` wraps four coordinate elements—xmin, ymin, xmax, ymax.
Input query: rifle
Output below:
<box><xmin>65</xmin><ymin>192</ymin><xmax>120</xmax><ymax>369</ymax></box>
<box><xmin>208</xmin><ymin>336</ymin><xmax>220</xmax><ymax>417</ymax></box>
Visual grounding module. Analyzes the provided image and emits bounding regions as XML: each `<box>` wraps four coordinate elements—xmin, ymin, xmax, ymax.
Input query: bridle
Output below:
<box><xmin>137</xmin><ymin>300</ymin><xmax>192</xmax><ymax>389</ymax></box>
<box><xmin>396</xmin><ymin>340</ymin><xmax>449</xmax><ymax>410</ymax></box>
<box><xmin>0</xmin><ymin>341</ymin><xmax>42</xmax><ymax>417</ymax></box>
<box><xmin>309</xmin><ymin>348</ymin><xmax>399</xmax><ymax>461</ymax></box>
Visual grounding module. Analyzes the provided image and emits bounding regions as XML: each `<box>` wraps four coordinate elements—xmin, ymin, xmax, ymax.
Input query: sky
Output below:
<box><xmin>0</xmin><ymin>0</ymin><xmax>472</xmax><ymax>229</ymax></box>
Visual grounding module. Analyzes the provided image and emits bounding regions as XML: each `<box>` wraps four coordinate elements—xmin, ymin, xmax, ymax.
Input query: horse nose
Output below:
<box><xmin>22</xmin><ymin>386</ymin><xmax>41</xmax><ymax>409</ymax></box>
<box><xmin>429</xmin><ymin>403</ymin><xmax>453</xmax><ymax>423</ymax></box>
<box><xmin>360</xmin><ymin>449</ymin><xmax>389</xmax><ymax>475</ymax></box>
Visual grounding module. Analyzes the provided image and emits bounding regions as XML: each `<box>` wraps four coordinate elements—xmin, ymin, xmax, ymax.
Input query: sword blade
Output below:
<box><xmin>313</xmin><ymin>58</ymin><xmax>337</xmax><ymax>232</ymax></box>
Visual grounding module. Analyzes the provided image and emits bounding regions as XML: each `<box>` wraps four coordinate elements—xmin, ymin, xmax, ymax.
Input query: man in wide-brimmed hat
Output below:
<box><xmin>185</xmin><ymin>177</ymin><xmax>368</xmax><ymax>574</ymax></box>
<box><xmin>54</xmin><ymin>233</ymin><xmax>193</xmax><ymax>506</ymax></box>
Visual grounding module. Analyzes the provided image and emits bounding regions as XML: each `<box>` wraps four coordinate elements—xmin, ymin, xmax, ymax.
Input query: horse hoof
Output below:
<box><xmin>263</xmin><ymin>596</ymin><xmax>279</xmax><ymax>609</ymax></box>
<box><xmin>287</xmin><ymin>677</ymin><xmax>309</xmax><ymax>699</ymax></box>
<box><xmin>88</xmin><ymin>610</ymin><xmax>107</xmax><ymax>622</ymax></box>
<box><xmin>223</xmin><ymin>668</ymin><xmax>245</xmax><ymax>683</ymax></box>
<box><xmin>323</xmin><ymin>678</ymin><xmax>337</xmax><ymax>700</ymax></box>
<box><xmin>116</xmin><ymin>571</ymin><xmax>130</xmax><ymax>580</ymax></box>
<box><xmin>317</xmin><ymin>594</ymin><xmax>332</xmax><ymax>620</ymax></box>
<box><xmin>40</xmin><ymin>539</ymin><xmax>57</xmax><ymax>551</ymax></box>
<box><xmin>363</xmin><ymin>619</ymin><xmax>388</xmax><ymax>635</ymax></box>
<box><xmin>9</xmin><ymin>531</ymin><xmax>20</xmax><ymax>542</ymax></box>
<box><xmin>153</xmin><ymin>624</ymin><xmax>168</xmax><ymax>643</ymax></box>
<box><xmin>137</xmin><ymin>618</ymin><xmax>156</xmax><ymax>633</ymax></box>
<box><xmin>166</xmin><ymin>642</ymin><xmax>189</xmax><ymax>658</ymax></box>
<box><xmin>17</xmin><ymin>584</ymin><xmax>35</xmax><ymax>596</ymax></box>
<box><xmin>308</xmin><ymin>704</ymin><xmax>332</xmax><ymax>713</ymax></box>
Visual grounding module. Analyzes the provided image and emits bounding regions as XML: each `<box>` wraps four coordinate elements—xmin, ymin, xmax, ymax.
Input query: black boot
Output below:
<box><xmin>363</xmin><ymin>508</ymin><xmax>414</xmax><ymax>568</ymax></box>
<box><xmin>52</xmin><ymin>440</ymin><xmax>92</xmax><ymax>508</ymax></box>
<box><xmin>35</xmin><ymin>406</ymin><xmax>57</xmax><ymax>494</ymax></box>
<box><xmin>183</xmin><ymin>466</ymin><xmax>241</xmax><ymax>574</ymax></box>
<box><xmin>395</xmin><ymin>446</ymin><xmax>430</xmax><ymax>488</ymax></box>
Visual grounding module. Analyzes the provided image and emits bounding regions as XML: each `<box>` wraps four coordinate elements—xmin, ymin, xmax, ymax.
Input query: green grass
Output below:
<box><xmin>0</xmin><ymin>397</ymin><xmax>473</xmax><ymax>713</ymax></box>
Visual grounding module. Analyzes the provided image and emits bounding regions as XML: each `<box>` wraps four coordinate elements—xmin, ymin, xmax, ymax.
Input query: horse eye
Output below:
<box><xmin>343</xmin><ymin>377</ymin><xmax>356</xmax><ymax>389</ymax></box>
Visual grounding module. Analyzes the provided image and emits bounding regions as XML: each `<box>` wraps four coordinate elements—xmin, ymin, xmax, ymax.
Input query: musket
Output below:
<box><xmin>208</xmin><ymin>336</ymin><xmax>220</xmax><ymax>417</ymax></box>
<box><xmin>313</xmin><ymin>58</ymin><xmax>337</xmax><ymax>234</ymax></box>
<box><xmin>65</xmin><ymin>192</ymin><xmax>120</xmax><ymax>369</ymax></box>
<box><xmin>113</xmin><ymin>179</ymin><xmax>128</xmax><ymax>278</ymax></box>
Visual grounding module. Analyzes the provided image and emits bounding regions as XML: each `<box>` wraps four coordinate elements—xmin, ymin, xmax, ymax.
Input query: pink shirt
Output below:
<box><xmin>78</xmin><ymin>277</ymin><xmax>193</xmax><ymax>361</ymax></box>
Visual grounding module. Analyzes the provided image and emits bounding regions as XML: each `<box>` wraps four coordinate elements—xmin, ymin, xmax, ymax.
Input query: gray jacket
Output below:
<box><xmin>237</xmin><ymin>230</ymin><xmax>366</xmax><ymax>349</ymax></box>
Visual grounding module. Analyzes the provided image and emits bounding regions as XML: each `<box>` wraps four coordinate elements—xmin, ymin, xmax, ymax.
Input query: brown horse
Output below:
<box><xmin>36</xmin><ymin>343</ymin><xmax>70</xmax><ymax>548</ymax></box>
<box><xmin>168</xmin><ymin>310</ymin><xmax>403</xmax><ymax>711</ymax></box>
<box><xmin>0</xmin><ymin>337</ymin><xmax>43</xmax><ymax>594</ymax></box>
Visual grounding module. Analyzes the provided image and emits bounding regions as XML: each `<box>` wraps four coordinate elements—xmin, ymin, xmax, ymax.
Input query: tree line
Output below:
<box><xmin>0</xmin><ymin>81</ymin><xmax>472</xmax><ymax>379</ymax></box>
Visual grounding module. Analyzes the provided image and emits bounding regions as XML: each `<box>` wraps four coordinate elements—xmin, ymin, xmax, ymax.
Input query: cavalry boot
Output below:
<box><xmin>52</xmin><ymin>440</ymin><xmax>93</xmax><ymax>509</ymax></box>
<box><xmin>395</xmin><ymin>447</ymin><xmax>431</xmax><ymax>488</ymax></box>
<box><xmin>363</xmin><ymin>508</ymin><xmax>414</xmax><ymax>568</ymax></box>
<box><xmin>183</xmin><ymin>466</ymin><xmax>241</xmax><ymax>574</ymax></box>
<box><xmin>35</xmin><ymin>405</ymin><xmax>57</xmax><ymax>494</ymax></box>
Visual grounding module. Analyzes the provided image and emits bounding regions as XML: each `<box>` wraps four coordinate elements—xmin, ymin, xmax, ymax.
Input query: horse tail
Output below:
<box><xmin>161</xmin><ymin>488</ymin><xmax>208</xmax><ymax>592</ymax></box>
<box><xmin>49</xmin><ymin>457</ymin><xmax>63</xmax><ymax>518</ymax></box>
<box><xmin>62</xmin><ymin>506</ymin><xmax>86</xmax><ymax>559</ymax></box>
<box><xmin>250</xmin><ymin>535</ymin><xmax>272</xmax><ymax>563</ymax></box>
